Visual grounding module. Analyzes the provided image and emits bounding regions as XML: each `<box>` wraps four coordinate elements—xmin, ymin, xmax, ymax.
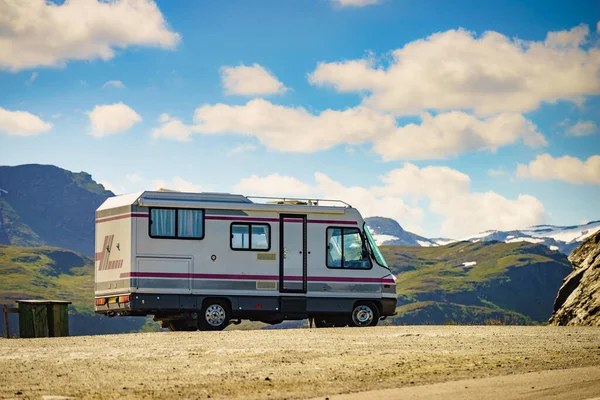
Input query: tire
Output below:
<box><xmin>166</xmin><ymin>319</ymin><xmax>197</xmax><ymax>332</ymax></box>
<box><xmin>198</xmin><ymin>300</ymin><xmax>231</xmax><ymax>331</ymax></box>
<box><xmin>349</xmin><ymin>302</ymin><xmax>380</xmax><ymax>327</ymax></box>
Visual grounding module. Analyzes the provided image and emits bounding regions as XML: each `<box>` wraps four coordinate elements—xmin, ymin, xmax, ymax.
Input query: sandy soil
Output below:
<box><xmin>1</xmin><ymin>326</ymin><xmax>599</xmax><ymax>399</ymax></box>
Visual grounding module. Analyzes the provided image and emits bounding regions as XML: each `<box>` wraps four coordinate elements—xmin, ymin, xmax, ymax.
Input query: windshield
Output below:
<box><xmin>363</xmin><ymin>223</ymin><xmax>389</xmax><ymax>269</ymax></box>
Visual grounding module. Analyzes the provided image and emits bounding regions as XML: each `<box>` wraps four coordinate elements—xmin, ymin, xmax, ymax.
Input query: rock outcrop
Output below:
<box><xmin>549</xmin><ymin>230</ymin><xmax>600</xmax><ymax>326</ymax></box>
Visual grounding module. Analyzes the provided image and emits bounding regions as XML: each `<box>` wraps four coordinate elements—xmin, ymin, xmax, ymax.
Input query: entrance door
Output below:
<box><xmin>279</xmin><ymin>214</ymin><xmax>307</xmax><ymax>293</ymax></box>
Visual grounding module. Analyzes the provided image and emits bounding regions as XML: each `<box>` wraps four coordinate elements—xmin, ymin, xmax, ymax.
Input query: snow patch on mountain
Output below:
<box><xmin>372</xmin><ymin>234</ymin><xmax>399</xmax><ymax>246</ymax></box>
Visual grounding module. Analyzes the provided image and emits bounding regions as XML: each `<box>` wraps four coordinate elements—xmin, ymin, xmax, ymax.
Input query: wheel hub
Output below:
<box><xmin>205</xmin><ymin>304</ymin><xmax>226</xmax><ymax>326</ymax></box>
<box><xmin>353</xmin><ymin>305</ymin><xmax>373</xmax><ymax>325</ymax></box>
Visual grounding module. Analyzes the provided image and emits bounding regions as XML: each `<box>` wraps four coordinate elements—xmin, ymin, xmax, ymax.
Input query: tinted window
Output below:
<box><xmin>231</xmin><ymin>223</ymin><xmax>270</xmax><ymax>251</ymax></box>
<box><xmin>231</xmin><ymin>224</ymin><xmax>250</xmax><ymax>249</ymax></box>
<box><xmin>326</xmin><ymin>227</ymin><xmax>371</xmax><ymax>269</ymax></box>
<box><xmin>150</xmin><ymin>208</ymin><xmax>176</xmax><ymax>237</ymax></box>
<box><xmin>178</xmin><ymin>209</ymin><xmax>204</xmax><ymax>238</ymax></box>
<box><xmin>149</xmin><ymin>208</ymin><xmax>204</xmax><ymax>239</ymax></box>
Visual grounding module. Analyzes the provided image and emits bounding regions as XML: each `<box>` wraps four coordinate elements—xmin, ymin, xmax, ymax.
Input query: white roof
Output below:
<box><xmin>97</xmin><ymin>191</ymin><xmax>143</xmax><ymax>211</ymax></box>
<box><xmin>97</xmin><ymin>191</ymin><xmax>351</xmax><ymax>215</ymax></box>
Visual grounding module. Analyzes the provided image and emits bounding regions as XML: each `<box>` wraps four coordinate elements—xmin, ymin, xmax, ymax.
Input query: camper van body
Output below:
<box><xmin>94</xmin><ymin>191</ymin><xmax>396</xmax><ymax>330</ymax></box>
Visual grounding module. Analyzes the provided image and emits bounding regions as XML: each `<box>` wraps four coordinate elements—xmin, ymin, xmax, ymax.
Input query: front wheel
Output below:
<box><xmin>349</xmin><ymin>302</ymin><xmax>380</xmax><ymax>327</ymax></box>
<box><xmin>199</xmin><ymin>300</ymin><xmax>231</xmax><ymax>331</ymax></box>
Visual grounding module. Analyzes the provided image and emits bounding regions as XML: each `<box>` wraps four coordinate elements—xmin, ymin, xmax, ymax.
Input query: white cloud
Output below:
<box><xmin>152</xmin><ymin>113</ymin><xmax>193</xmax><ymax>141</ymax></box>
<box><xmin>227</xmin><ymin>144</ymin><xmax>258</xmax><ymax>156</ymax></box>
<box><xmin>99</xmin><ymin>180</ymin><xmax>125</xmax><ymax>194</ymax></box>
<box><xmin>220</xmin><ymin>64</ymin><xmax>288</xmax><ymax>96</ymax></box>
<box><xmin>51</xmin><ymin>113</ymin><xmax>61</xmax><ymax>119</ymax></box>
<box><xmin>26</xmin><ymin>72</ymin><xmax>38</xmax><ymax>85</ymax></box>
<box><xmin>126</xmin><ymin>173</ymin><xmax>143</xmax><ymax>183</ymax></box>
<box><xmin>431</xmin><ymin>192</ymin><xmax>546</xmax><ymax>239</ymax></box>
<box><xmin>565</xmin><ymin>120</ymin><xmax>597</xmax><ymax>137</ymax></box>
<box><xmin>152</xmin><ymin>99</ymin><xmax>546</xmax><ymax>160</ymax></box>
<box><xmin>235</xmin><ymin>172</ymin><xmax>425</xmax><ymax>232</ymax></box>
<box><xmin>375</xmin><ymin>163</ymin><xmax>470</xmax><ymax>199</ymax></box>
<box><xmin>235</xmin><ymin>174</ymin><xmax>313</xmax><ymax>197</ymax></box>
<box><xmin>313</xmin><ymin>172</ymin><xmax>426</xmax><ymax>232</ymax></box>
<box><xmin>371</xmin><ymin>111</ymin><xmax>546</xmax><ymax>161</ymax></box>
<box><xmin>0</xmin><ymin>0</ymin><xmax>180</xmax><ymax>71</ymax></box>
<box><xmin>235</xmin><ymin>163</ymin><xmax>546</xmax><ymax>238</ymax></box>
<box><xmin>152</xmin><ymin>177</ymin><xmax>201</xmax><ymax>192</ymax></box>
<box><xmin>308</xmin><ymin>23</ymin><xmax>600</xmax><ymax>116</ymax></box>
<box><xmin>517</xmin><ymin>154</ymin><xmax>600</xmax><ymax>184</ymax></box>
<box><xmin>102</xmin><ymin>80</ymin><xmax>126</xmax><ymax>89</ymax></box>
<box><xmin>0</xmin><ymin>107</ymin><xmax>52</xmax><ymax>136</ymax></box>
<box><xmin>88</xmin><ymin>103</ymin><xmax>142</xmax><ymax>137</ymax></box>
<box><xmin>487</xmin><ymin>168</ymin><xmax>506</xmax><ymax>177</ymax></box>
<box><xmin>331</xmin><ymin>0</ymin><xmax>379</xmax><ymax>7</ymax></box>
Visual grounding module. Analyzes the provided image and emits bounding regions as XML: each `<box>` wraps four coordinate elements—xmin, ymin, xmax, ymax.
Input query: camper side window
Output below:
<box><xmin>149</xmin><ymin>208</ymin><xmax>204</xmax><ymax>239</ymax></box>
<box><xmin>326</xmin><ymin>227</ymin><xmax>372</xmax><ymax>269</ymax></box>
<box><xmin>150</xmin><ymin>208</ymin><xmax>176</xmax><ymax>237</ymax></box>
<box><xmin>231</xmin><ymin>223</ymin><xmax>270</xmax><ymax>251</ymax></box>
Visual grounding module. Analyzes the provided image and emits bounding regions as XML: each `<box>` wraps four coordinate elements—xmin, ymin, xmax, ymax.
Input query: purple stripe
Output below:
<box><xmin>99</xmin><ymin>213</ymin><xmax>357</xmax><ymax>226</ymax></box>
<box><xmin>206</xmin><ymin>216</ymin><xmax>279</xmax><ymax>222</ymax></box>
<box><xmin>97</xmin><ymin>213</ymin><xmax>148</xmax><ymax>223</ymax></box>
<box><xmin>307</xmin><ymin>219</ymin><xmax>357</xmax><ymax>225</ymax></box>
<box><xmin>121</xmin><ymin>271</ymin><xmax>390</xmax><ymax>283</ymax></box>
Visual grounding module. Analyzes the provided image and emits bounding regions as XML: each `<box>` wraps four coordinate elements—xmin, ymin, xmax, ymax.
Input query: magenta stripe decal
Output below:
<box><xmin>121</xmin><ymin>271</ymin><xmax>391</xmax><ymax>283</ymax></box>
<box><xmin>205</xmin><ymin>216</ymin><xmax>279</xmax><ymax>222</ymax></box>
<box><xmin>98</xmin><ymin>213</ymin><xmax>357</xmax><ymax>225</ymax></box>
<box><xmin>96</xmin><ymin>213</ymin><xmax>148</xmax><ymax>223</ymax></box>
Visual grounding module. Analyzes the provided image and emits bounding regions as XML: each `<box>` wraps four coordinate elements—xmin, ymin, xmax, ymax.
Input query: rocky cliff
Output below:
<box><xmin>549</xmin><ymin>230</ymin><xmax>600</xmax><ymax>326</ymax></box>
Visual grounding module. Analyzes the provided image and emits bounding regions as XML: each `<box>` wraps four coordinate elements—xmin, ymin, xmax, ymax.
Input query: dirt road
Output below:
<box><xmin>1</xmin><ymin>326</ymin><xmax>599</xmax><ymax>399</ymax></box>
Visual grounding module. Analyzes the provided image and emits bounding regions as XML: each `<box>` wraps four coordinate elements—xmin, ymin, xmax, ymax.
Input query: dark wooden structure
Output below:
<box><xmin>15</xmin><ymin>300</ymin><xmax>71</xmax><ymax>338</ymax></box>
<box><xmin>3</xmin><ymin>304</ymin><xmax>18</xmax><ymax>338</ymax></box>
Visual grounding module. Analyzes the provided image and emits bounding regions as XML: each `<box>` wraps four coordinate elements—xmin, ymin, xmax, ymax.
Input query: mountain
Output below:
<box><xmin>0</xmin><ymin>244</ymin><xmax>150</xmax><ymax>336</ymax></box>
<box><xmin>380</xmin><ymin>241</ymin><xmax>572</xmax><ymax>325</ymax></box>
<box><xmin>550</xmin><ymin>230</ymin><xmax>600</xmax><ymax>326</ymax></box>
<box><xmin>0</xmin><ymin>164</ymin><xmax>113</xmax><ymax>256</ymax></box>
<box><xmin>462</xmin><ymin>221</ymin><xmax>600</xmax><ymax>255</ymax></box>
<box><xmin>366</xmin><ymin>216</ymin><xmax>600</xmax><ymax>255</ymax></box>
<box><xmin>366</xmin><ymin>217</ymin><xmax>437</xmax><ymax>247</ymax></box>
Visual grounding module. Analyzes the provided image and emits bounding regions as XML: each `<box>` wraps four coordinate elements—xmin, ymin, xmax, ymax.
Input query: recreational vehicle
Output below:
<box><xmin>94</xmin><ymin>191</ymin><xmax>396</xmax><ymax>331</ymax></box>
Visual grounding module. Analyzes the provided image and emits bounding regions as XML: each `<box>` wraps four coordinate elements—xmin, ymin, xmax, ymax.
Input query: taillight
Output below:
<box><xmin>118</xmin><ymin>295</ymin><xmax>131</xmax><ymax>303</ymax></box>
<box><xmin>95</xmin><ymin>298</ymin><xmax>107</xmax><ymax>306</ymax></box>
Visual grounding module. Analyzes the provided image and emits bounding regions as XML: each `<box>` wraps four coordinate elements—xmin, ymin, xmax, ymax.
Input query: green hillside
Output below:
<box><xmin>0</xmin><ymin>244</ymin><xmax>147</xmax><ymax>336</ymax></box>
<box><xmin>0</xmin><ymin>164</ymin><xmax>113</xmax><ymax>256</ymax></box>
<box><xmin>380</xmin><ymin>241</ymin><xmax>572</xmax><ymax>325</ymax></box>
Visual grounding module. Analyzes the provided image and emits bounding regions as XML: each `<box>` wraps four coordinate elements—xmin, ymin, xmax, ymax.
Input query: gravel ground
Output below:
<box><xmin>1</xmin><ymin>326</ymin><xmax>600</xmax><ymax>399</ymax></box>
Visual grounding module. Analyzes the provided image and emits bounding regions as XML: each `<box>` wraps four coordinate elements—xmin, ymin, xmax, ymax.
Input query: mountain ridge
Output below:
<box><xmin>366</xmin><ymin>216</ymin><xmax>600</xmax><ymax>255</ymax></box>
<box><xmin>0</xmin><ymin>164</ymin><xmax>113</xmax><ymax>256</ymax></box>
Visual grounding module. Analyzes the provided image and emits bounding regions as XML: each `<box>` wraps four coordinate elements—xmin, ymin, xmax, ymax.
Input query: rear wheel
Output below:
<box><xmin>349</xmin><ymin>302</ymin><xmax>380</xmax><ymax>327</ymax></box>
<box><xmin>199</xmin><ymin>300</ymin><xmax>231</xmax><ymax>331</ymax></box>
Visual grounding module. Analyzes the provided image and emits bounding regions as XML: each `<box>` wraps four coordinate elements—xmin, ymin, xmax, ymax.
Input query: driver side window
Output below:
<box><xmin>326</xmin><ymin>227</ymin><xmax>372</xmax><ymax>269</ymax></box>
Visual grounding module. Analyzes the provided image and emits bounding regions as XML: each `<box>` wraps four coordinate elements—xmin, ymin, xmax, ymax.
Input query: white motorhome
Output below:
<box><xmin>94</xmin><ymin>191</ymin><xmax>396</xmax><ymax>330</ymax></box>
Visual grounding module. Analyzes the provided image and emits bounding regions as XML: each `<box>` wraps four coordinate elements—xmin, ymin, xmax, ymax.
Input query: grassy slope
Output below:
<box><xmin>0</xmin><ymin>244</ymin><xmax>149</xmax><ymax>336</ymax></box>
<box><xmin>380</xmin><ymin>241</ymin><xmax>572</xmax><ymax>325</ymax></box>
<box><xmin>0</xmin><ymin>244</ymin><xmax>94</xmax><ymax>313</ymax></box>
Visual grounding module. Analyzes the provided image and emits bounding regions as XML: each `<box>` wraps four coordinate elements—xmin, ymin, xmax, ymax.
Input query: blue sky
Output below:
<box><xmin>0</xmin><ymin>0</ymin><xmax>599</xmax><ymax>238</ymax></box>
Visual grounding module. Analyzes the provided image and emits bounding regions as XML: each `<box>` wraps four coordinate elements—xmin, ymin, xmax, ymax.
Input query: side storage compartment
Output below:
<box><xmin>136</xmin><ymin>257</ymin><xmax>192</xmax><ymax>294</ymax></box>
